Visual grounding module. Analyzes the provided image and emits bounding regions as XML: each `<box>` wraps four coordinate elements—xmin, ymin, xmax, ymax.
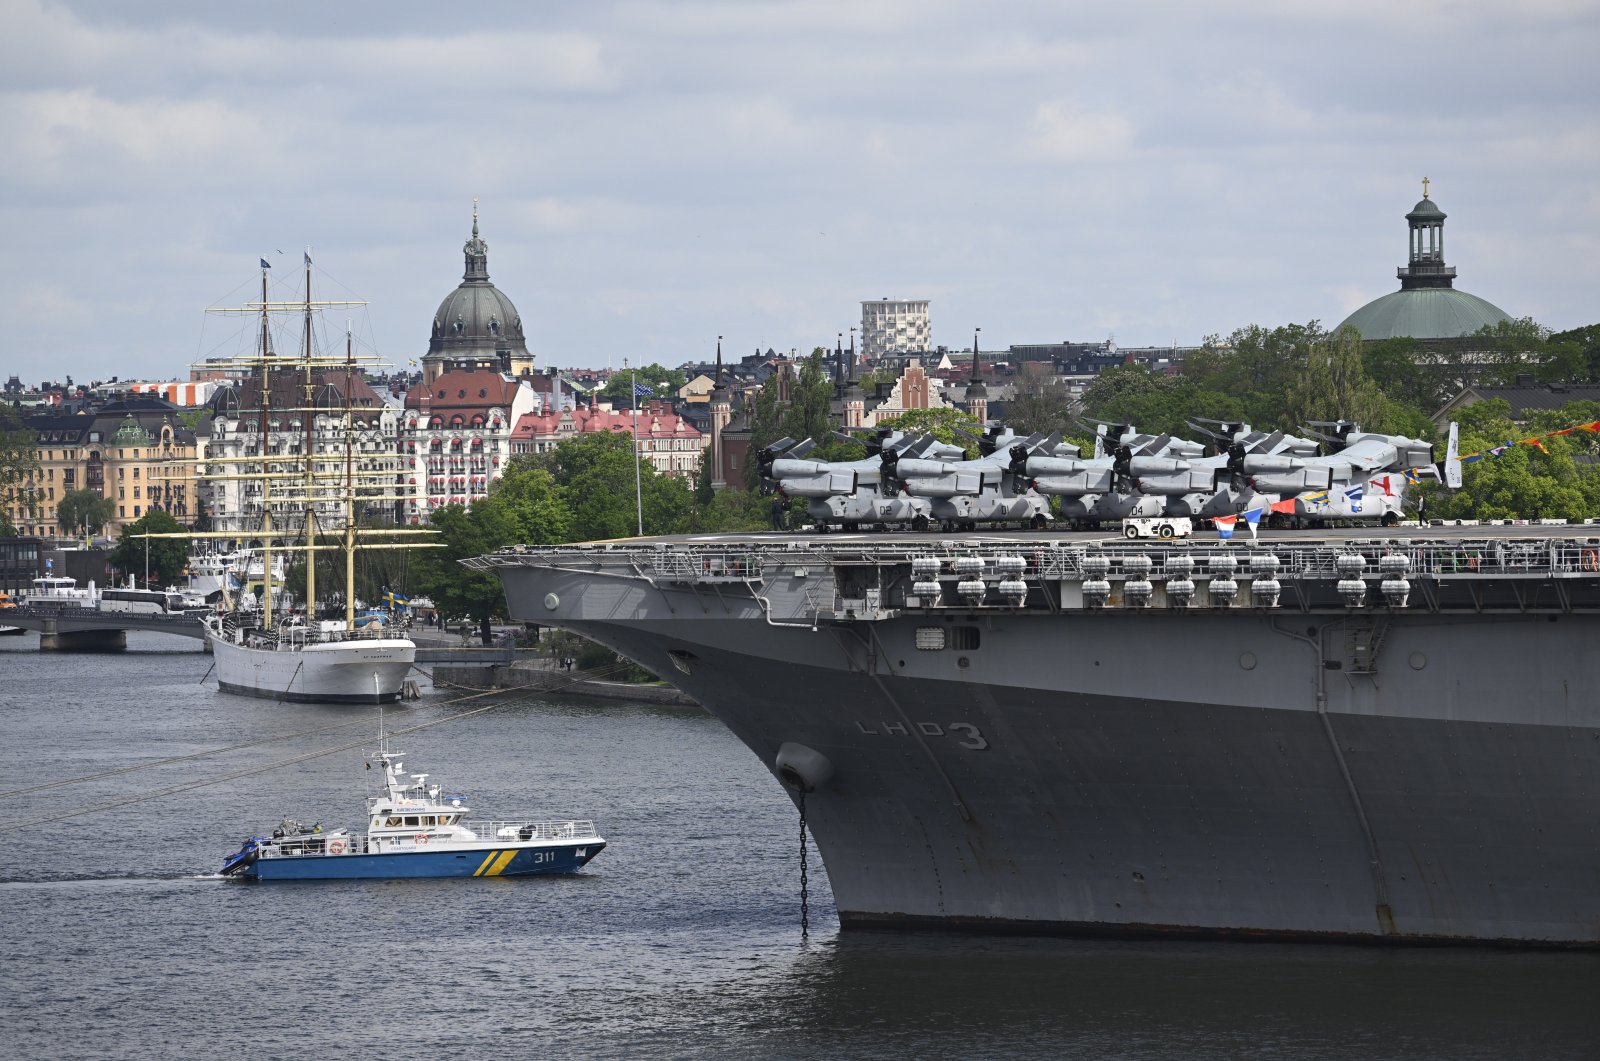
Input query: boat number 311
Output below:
<box><xmin>854</xmin><ymin>720</ymin><xmax>989</xmax><ymax>750</ymax></box>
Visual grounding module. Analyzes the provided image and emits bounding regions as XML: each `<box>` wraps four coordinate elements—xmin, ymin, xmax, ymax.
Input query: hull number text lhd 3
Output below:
<box><xmin>855</xmin><ymin>720</ymin><xmax>989</xmax><ymax>750</ymax></box>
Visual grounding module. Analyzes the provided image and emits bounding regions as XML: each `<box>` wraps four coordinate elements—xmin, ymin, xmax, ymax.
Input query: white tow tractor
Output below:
<box><xmin>1121</xmin><ymin>516</ymin><xmax>1192</xmax><ymax>540</ymax></box>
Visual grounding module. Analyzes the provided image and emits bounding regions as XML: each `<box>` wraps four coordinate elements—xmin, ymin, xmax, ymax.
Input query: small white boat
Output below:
<box><xmin>220</xmin><ymin>741</ymin><xmax>605</xmax><ymax>880</ymax></box>
<box><xmin>23</xmin><ymin>574</ymin><xmax>99</xmax><ymax>609</ymax></box>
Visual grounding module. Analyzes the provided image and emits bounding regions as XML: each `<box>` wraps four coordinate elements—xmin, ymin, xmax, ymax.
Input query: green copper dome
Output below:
<box><xmin>1339</xmin><ymin>181</ymin><xmax>1512</xmax><ymax>340</ymax></box>
<box><xmin>1338</xmin><ymin>288</ymin><xmax>1512</xmax><ymax>341</ymax></box>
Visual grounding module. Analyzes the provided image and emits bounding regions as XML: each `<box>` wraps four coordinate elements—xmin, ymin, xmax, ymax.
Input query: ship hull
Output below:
<box><xmin>206</xmin><ymin>627</ymin><xmax>416</xmax><ymax>704</ymax></box>
<box><xmin>241</xmin><ymin>842</ymin><xmax>605</xmax><ymax>880</ymax></box>
<box><xmin>495</xmin><ymin>558</ymin><xmax>1600</xmax><ymax>946</ymax></box>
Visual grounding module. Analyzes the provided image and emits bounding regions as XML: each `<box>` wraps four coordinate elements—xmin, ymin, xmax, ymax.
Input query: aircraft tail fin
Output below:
<box><xmin>1093</xmin><ymin>422</ymin><xmax>1107</xmax><ymax>460</ymax></box>
<box><xmin>1443</xmin><ymin>421</ymin><xmax>1462</xmax><ymax>489</ymax></box>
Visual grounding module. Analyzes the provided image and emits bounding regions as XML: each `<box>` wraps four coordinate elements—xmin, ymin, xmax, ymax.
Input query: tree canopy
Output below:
<box><xmin>596</xmin><ymin>363</ymin><xmax>686</xmax><ymax>408</ymax></box>
<box><xmin>56</xmin><ymin>488</ymin><xmax>115</xmax><ymax>538</ymax></box>
<box><xmin>0</xmin><ymin>405</ymin><xmax>38</xmax><ymax>535</ymax></box>
<box><xmin>108</xmin><ymin>509</ymin><xmax>189</xmax><ymax>588</ymax></box>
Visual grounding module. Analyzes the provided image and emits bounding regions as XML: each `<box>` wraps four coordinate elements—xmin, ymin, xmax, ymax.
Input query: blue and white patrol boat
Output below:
<box><xmin>220</xmin><ymin>743</ymin><xmax>605</xmax><ymax>881</ymax></box>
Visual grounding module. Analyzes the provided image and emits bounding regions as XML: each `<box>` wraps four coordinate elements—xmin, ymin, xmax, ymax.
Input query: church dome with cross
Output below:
<box><xmin>1337</xmin><ymin>180</ymin><xmax>1513</xmax><ymax>342</ymax></box>
<box><xmin>421</xmin><ymin>201</ymin><xmax>534</xmax><ymax>384</ymax></box>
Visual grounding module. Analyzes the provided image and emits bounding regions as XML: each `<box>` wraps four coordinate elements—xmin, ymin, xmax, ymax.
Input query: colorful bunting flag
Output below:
<box><xmin>1243</xmin><ymin>509</ymin><xmax>1263</xmax><ymax>539</ymax></box>
<box><xmin>1522</xmin><ymin>438</ymin><xmax>1548</xmax><ymax>453</ymax></box>
<box><xmin>1303</xmin><ymin>489</ymin><xmax>1330</xmax><ymax>505</ymax></box>
<box><xmin>1214</xmin><ymin>515</ymin><xmax>1236</xmax><ymax>540</ymax></box>
<box><xmin>1269</xmin><ymin>498</ymin><xmax>1297</xmax><ymax>514</ymax></box>
<box><xmin>1344</xmin><ymin>484</ymin><xmax>1364</xmax><ymax>513</ymax></box>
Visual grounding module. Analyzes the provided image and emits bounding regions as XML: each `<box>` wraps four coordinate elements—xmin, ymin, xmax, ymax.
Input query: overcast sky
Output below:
<box><xmin>3</xmin><ymin>0</ymin><xmax>1597</xmax><ymax>386</ymax></box>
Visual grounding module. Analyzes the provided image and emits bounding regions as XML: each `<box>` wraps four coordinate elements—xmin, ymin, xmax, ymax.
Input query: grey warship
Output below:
<box><xmin>470</xmin><ymin>527</ymin><xmax>1600</xmax><ymax>946</ymax></box>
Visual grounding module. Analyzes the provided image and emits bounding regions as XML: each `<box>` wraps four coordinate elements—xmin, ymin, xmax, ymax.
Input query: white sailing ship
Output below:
<box><xmin>150</xmin><ymin>255</ymin><xmax>436</xmax><ymax>704</ymax></box>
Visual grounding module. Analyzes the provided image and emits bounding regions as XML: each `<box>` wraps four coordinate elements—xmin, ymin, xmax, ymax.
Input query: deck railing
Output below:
<box><xmin>253</xmin><ymin>819</ymin><xmax>599</xmax><ymax>857</ymax></box>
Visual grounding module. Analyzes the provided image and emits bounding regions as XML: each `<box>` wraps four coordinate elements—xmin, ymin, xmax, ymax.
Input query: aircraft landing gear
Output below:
<box><xmin>912</xmin><ymin>515</ymin><xmax>930</xmax><ymax>533</ymax></box>
<box><xmin>1031</xmin><ymin>513</ymin><xmax>1047</xmax><ymax>530</ymax></box>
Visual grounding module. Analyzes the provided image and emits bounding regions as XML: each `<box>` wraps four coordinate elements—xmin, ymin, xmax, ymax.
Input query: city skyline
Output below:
<box><xmin>3</xmin><ymin>1</ymin><xmax>1597</xmax><ymax>384</ymax></box>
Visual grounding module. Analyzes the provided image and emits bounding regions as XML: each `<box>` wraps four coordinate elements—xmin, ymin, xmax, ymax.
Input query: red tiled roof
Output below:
<box><xmin>513</xmin><ymin>400</ymin><xmax>701</xmax><ymax>440</ymax></box>
<box><xmin>404</xmin><ymin>368</ymin><xmax>523</xmax><ymax>411</ymax></box>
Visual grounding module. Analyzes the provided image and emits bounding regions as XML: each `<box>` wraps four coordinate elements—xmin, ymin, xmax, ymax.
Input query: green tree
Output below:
<box><xmin>488</xmin><ymin>461</ymin><xmax>571</xmax><ymax>545</ymax></box>
<box><xmin>1429</xmin><ymin>399</ymin><xmax>1595</xmax><ymax>522</ymax></box>
<box><xmin>693</xmin><ymin>448</ymin><xmax>715</xmax><ymax>506</ymax></box>
<box><xmin>0</xmin><ymin>405</ymin><xmax>38</xmax><ymax>535</ymax></box>
<box><xmin>1284</xmin><ymin>326</ymin><xmax>1389</xmax><ymax>432</ymax></box>
<box><xmin>56</xmin><ymin>488</ymin><xmax>115</xmax><ymax>538</ymax></box>
<box><xmin>177</xmin><ymin>408</ymin><xmax>210</xmax><ymax>432</ymax></box>
<box><xmin>518</xmin><ymin>431</ymin><xmax>693</xmax><ymax>540</ymax></box>
<box><xmin>598</xmin><ymin>363</ymin><xmax>686</xmax><ymax>407</ymax></box>
<box><xmin>1081</xmin><ymin>364</ymin><xmax>1242</xmax><ymax>440</ymax></box>
<box><xmin>1549</xmin><ymin>323</ymin><xmax>1600</xmax><ymax>382</ymax></box>
<box><xmin>412</xmin><ymin>501</ymin><xmax>517</xmax><ymax>643</ymax></box>
<box><xmin>690</xmin><ymin>487</ymin><xmax>776</xmax><ymax>532</ymax></box>
<box><xmin>778</xmin><ymin>349</ymin><xmax>839</xmax><ymax>448</ymax></box>
<box><xmin>1004</xmin><ymin>368</ymin><xmax>1077</xmax><ymax>439</ymax></box>
<box><xmin>1192</xmin><ymin>322</ymin><xmax>1324</xmax><ymax>429</ymax></box>
<box><xmin>742</xmin><ymin>375</ymin><xmax>785</xmax><ymax>490</ymax></box>
<box><xmin>875</xmin><ymin>407</ymin><xmax>983</xmax><ymax>453</ymax></box>
<box><xmin>109</xmin><ymin>509</ymin><xmax>189</xmax><ymax>588</ymax></box>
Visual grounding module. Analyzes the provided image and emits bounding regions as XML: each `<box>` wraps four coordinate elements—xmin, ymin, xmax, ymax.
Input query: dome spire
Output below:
<box><xmin>1401</xmin><ymin>179</ymin><xmax>1453</xmax><ymax>291</ymax></box>
<box><xmin>463</xmin><ymin>197</ymin><xmax>489</xmax><ymax>283</ymax></box>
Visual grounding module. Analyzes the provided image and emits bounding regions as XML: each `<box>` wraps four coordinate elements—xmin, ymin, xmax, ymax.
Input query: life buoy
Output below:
<box><xmin>415</xmin><ymin>834</ymin><xmax>430</xmax><ymax>845</ymax></box>
<box><xmin>328</xmin><ymin>839</ymin><xmax>346</xmax><ymax>855</ymax></box>
<box><xmin>1582</xmin><ymin>550</ymin><xmax>1598</xmax><ymax>572</ymax></box>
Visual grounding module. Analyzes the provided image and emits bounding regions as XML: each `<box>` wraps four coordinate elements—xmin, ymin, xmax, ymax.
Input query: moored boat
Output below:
<box><xmin>221</xmin><ymin>742</ymin><xmax>605</xmax><ymax>880</ymax></box>
<box><xmin>22</xmin><ymin>574</ymin><xmax>99</xmax><ymax>608</ymax></box>
<box><xmin>202</xmin><ymin>613</ymin><xmax>417</xmax><ymax>703</ymax></box>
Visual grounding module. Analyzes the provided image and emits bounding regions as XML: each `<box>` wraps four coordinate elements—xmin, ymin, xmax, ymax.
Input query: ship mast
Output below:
<box><xmin>344</xmin><ymin>323</ymin><xmax>358</xmax><ymax>628</ymax></box>
<box><xmin>301</xmin><ymin>249</ymin><xmax>317</xmax><ymax>622</ymax></box>
<box><xmin>258</xmin><ymin>260</ymin><xmax>275</xmax><ymax>629</ymax></box>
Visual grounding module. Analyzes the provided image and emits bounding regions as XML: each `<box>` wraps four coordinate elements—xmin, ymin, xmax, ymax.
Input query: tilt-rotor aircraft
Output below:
<box><xmin>1140</xmin><ymin>419</ymin><xmax>1460</xmax><ymax>527</ymax></box>
<box><xmin>1135</xmin><ymin>419</ymin><xmax>1324</xmax><ymax>524</ymax></box>
<box><xmin>1018</xmin><ymin>422</ymin><xmax>1196</xmax><ymax>528</ymax></box>
<box><xmin>883</xmin><ymin>426</ymin><xmax>1062</xmax><ymax>531</ymax></box>
<box><xmin>1269</xmin><ymin>420</ymin><xmax>1461</xmax><ymax>525</ymax></box>
<box><xmin>760</xmin><ymin>430</ymin><xmax>959</xmax><ymax>532</ymax></box>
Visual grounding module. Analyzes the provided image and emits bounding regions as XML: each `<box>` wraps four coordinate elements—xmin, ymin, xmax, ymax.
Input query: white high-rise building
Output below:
<box><xmin>860</xmin><ymin>299</ymin><xmax>930</xmax><ymax>361</ymax></box>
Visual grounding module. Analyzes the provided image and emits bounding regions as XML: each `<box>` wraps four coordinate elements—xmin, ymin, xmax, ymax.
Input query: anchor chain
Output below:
<box><xmin>798</xmin><ymin>787</ymin><xmax>809</xmax><ymax>939</ymax></box>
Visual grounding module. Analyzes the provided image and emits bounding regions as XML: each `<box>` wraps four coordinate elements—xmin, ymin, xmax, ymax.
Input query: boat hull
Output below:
<box><xmin>241</xmin><ymin>841</ymin><xmax>605</xmax><ymax>880</ymax></box>
<box><xmin>206</xmin><ymin>626</ymin><xmax>416</xmax><ymax>704</ymax></box>
<box><xmin>494</xmin><ymin>552</ymin><xmax>1600</xmax><ymax>946</ymax></box>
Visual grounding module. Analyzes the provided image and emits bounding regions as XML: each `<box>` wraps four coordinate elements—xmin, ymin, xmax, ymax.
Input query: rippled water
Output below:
<box><xmin>2</xmin><ymin>632</ymin><xmax>1597</xmax><ymax>1060</ymax></box>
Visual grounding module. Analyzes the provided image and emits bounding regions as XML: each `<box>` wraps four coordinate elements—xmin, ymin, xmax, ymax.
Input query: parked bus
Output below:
<box><xmin>99</xmin><ymin>588</ymin><xmax>190</xmax><ymax>614</ymax></box>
